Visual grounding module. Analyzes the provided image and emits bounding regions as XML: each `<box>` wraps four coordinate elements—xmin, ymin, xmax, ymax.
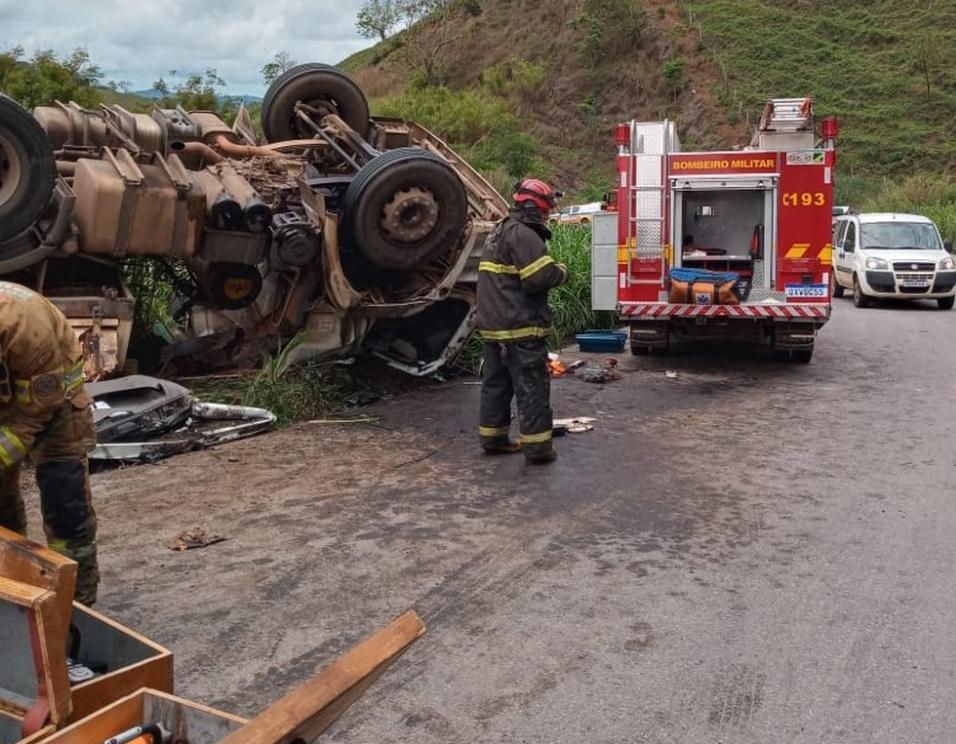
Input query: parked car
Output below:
<box><xmin>831</xmin><ymin>212</ymin><xmax>956</xmax><ymax>309</ymax></box>
<box><xmin>552</xmin><ymin>202</ymin><xmax>604</xmax><ymax>225</ymax></box>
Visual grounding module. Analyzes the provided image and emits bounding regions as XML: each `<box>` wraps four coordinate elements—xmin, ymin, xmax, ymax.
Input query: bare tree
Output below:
<box><xmin>399</xmin><ymin>0</ymin><xmax>464</xmax><ymax>86</ymax></box>
<box><xmin>356</xmin><ymin>0</ymin><xmax>403</xmax><ymax>41</ymax></box>
<box><xmin>261</xmin><ymin>51</ymin><xmax>296</xmax><ymax>86</ymax></box>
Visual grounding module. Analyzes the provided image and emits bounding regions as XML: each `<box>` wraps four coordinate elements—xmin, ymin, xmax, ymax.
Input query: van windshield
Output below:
<box><xmin>861</xmin><ymin>222</ymin><xmax>941</xmax><ymax>251</ymax></box>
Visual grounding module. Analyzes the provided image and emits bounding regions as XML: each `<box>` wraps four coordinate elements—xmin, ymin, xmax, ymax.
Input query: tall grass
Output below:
<box><xmin>240</xmin><ymin>334</ymin><xmax>351</xmax><ymax>426</ymax></box>
<box><xmin>861</xmin><ymin>174</ymin><xmax>956</xmax><ymax>243</ymax></box>
<box><xmin>547</xmin><ymin>224</ymin><xmax>617</xmax><ymax>345</ymax></box>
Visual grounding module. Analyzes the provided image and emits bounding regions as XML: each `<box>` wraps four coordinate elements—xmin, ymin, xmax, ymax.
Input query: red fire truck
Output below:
<box><xmin>612</xmin><ymin>98</ymin><xmax>838</xmax><ymax>362</ymax></box>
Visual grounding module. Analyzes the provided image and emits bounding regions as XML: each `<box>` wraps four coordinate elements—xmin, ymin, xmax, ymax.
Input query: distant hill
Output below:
<box><xmin>130</xmin><ymin>89</ymin><xmax>263</xmax><ymax>105</ymax></box>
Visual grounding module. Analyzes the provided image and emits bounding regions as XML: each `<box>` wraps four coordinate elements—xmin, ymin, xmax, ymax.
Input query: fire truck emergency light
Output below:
<box><xmin>821</xmin><ymin>116</ymin><xmax>839</xmax><ymax>139</ymax></box>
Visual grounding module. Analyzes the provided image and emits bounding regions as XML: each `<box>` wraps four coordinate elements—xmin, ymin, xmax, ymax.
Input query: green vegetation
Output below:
<box><xmin>861</xmin><ymin>174</ymin><xmax>956</xmax><ymax>244</ymax></box>
<box><xmin>0</xmin><ymin>47</ymin><xmax>104</xmax><ymax>108</ymax></box>
<box><xmin>680</xmin><ymin>0</ymin><xmax>956</xmax><ymax>184</ymax></box>
<box><xmin>547</xmin><ymin>224</ymin><xmax>617</xmax><ymax>346</ymax></box>
<box><xmin>374</xmin><ymin>84</ymin><xmax>546</xmax><ymax>183</ymax></box>
<box><xmin>240</xmin><ymin>335</ymin><xmax>352</xmax><ymax>426</ymax></box>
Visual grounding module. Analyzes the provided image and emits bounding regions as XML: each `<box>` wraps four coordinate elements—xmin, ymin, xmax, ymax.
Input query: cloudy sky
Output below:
<box><xmin>0</xmin><ymin>0</ymin><xmax>372</xmax><ymax>95</ymax></box>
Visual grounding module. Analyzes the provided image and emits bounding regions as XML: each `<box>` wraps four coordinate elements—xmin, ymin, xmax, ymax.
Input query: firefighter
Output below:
<box><xmin>477</xmin><ymin>178</ymin><xmax>568</xmax><ymax>464</ymax></box>
<box><xmin>0</xmin><ymin>281</ymin><xmax>99</xmax><ymax>605</ymax></box>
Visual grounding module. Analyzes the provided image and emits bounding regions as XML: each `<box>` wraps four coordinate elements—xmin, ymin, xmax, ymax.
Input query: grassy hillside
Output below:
<box><xmin>343</xmin><ymin>0</ymin><xmax>955</xmax><ymax>212</ymax></box>
<box><xmin>679</xmin><ymin>0</ymin><xmax>956</xmax><ymax>196</ymax></box>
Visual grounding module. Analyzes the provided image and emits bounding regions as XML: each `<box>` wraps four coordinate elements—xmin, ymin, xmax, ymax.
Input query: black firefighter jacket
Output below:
<box><xmin>477</xmin><ymin>206</ymin><xmax>568</xmax><ymax>342</ymax></box>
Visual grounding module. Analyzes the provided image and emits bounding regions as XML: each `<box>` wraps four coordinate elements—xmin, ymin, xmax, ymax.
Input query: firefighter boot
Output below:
<box><xmin>525</xmin><ymin>443</ymin><xmax>557</xmax><ymax>465</ymax></box>
<box><xmin>482</xmin><ymin>437</ymin><xmax>523</xmax><ymax>455</ymax></box>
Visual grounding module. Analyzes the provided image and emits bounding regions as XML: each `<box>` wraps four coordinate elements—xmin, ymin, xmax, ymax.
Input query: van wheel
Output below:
<box><xmin>832</xmin><ymin>275</ymin><xmax>844</xmax><ymax>297</ymax></box>
<box><xmin>938</xmin><ymin>296</ymin><xmax>955</xmax><ymax>310</ymax></box>
<box><xmin>0</xmin><ymin>96</ymin><xmax>56</xmax><ymax>243</ymax></box>
<box><xmin>852</xmin><ymin>276</ymin><xmax>870</xmax><ymax>308</ymax></box>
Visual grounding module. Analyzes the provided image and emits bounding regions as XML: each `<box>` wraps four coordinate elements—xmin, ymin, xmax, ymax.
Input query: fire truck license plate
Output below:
<box><xmin>785</xmin><ymin>284</ymin><xmax>828</xmax><ymax>299</ymax></box>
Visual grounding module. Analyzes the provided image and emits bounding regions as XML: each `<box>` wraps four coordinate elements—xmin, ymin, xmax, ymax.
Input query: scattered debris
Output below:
<box><xmin>87</xmin><ymin>375</ymin><xmax>276</xmax><ymax>463</ymax></box>
<box><xmin>304</xmin><ymin>416</ymin><xmax>379</xmax><ymax>425</ymax></box>
<box><xmin>579</xmin><ymin>359</ymin><xmax>623</xmax><ymax>384</ymax></box>
<box><xmin>553</xmin><ymin>417</ymin><xmax>596</xmax><ymax>436</ymax></box>
<box><xmin>167</xmin><ymin>527</ymin><xmax>227</xmax><ymax>551</ymax></box>
<box><xmin>666</xmin><ymin>370</ymin><xmax>679</xmax><ymax>379</ymax></box>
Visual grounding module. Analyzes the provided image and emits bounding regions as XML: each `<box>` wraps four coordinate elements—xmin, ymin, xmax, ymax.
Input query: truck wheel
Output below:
<box><xmin>343</xmin><ymin>147</ymin><xmax>468</xmax><ymax>271</ymax></box>
<box><xmin>261</xmin><ymin>63</ymin><xmax>370</xmax><ymax>143</ymax></box>
<box><xmin>852</xmin><ymin>276</ymin><xmax>870</xmax><ymax>308</ymax></box>
<box><xmin>0</xmin><ymin>96</ymin><xmax>56</xmax><ymax>243</ymax></box>
<box><xmin>832</xmin><ymin>275</ymin><xmax>844</xmax><ymax>298</ymax></box>
<box><xmin>0</xmin><ymin>228</ymin><xmax>52</xmax><ymax>274</ymax></box>
<box><xmin>938</xmin><ymin>296</ymin><xmax>954</xmax><ymax>310</ymax></box>
<box><xmin>630</xmin><ymin>345</ymin><xmax>651</xmax><ymax>356</ymax></box>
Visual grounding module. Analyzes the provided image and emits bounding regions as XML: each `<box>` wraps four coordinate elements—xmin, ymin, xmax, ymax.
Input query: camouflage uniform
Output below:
<box><xmin>477</xmin><ymin>204</ymin><xmax>568</xmax><ymax>463</ymax></box>
<box><xmin>0</xmin><ymin>281</ymin><xmax>99</xmax><ymax>605</ymax></box>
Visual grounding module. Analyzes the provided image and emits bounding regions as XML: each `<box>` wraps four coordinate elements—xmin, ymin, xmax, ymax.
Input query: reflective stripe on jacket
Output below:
<box><xmin>477</xmin><ymin>206</ymin><xmax>568</xmax><ymax>342</ymax></box>
<box><xmin>0</xmin><ymin>281</ymin><xmax>91</xmax><ymax>468</ymax></box>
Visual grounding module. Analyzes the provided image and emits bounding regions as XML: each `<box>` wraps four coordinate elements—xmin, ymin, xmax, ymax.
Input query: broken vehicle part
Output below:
<box><xmin>86</xmin><ymin>375</ymin><xmax>276</xmax><ymax>462</ymax></box>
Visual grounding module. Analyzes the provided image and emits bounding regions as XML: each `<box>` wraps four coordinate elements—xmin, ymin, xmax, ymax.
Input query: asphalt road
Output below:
<box><xmin>26</xmin><ymin>295</ymin><xmax>956</xmax><ymax>742</ymax></box>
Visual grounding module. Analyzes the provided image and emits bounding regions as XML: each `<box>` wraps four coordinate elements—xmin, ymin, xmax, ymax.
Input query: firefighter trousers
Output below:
<box><xmin>0</xmin><ymin>401</ymin><xmax>99</xmax><ymax>605</ymax></box>
<box><xmin>479</xmin><ymin>340</ymin><xmax>554</xmax><ymax>460</ymax></box>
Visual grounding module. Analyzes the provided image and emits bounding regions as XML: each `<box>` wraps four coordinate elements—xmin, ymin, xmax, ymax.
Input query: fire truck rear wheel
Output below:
<box><xmin>344</xmin><ymin>147</ymin><xmax>468</xmax><ymax>271</ymax></box>
<box><xmin>261</xmin><ymin>63</ymin><xmax>370</xmax><ymax>142</ymax></box>
<box><xmin>0</xmin><ymin>95</ymin><xmax>56</xmax><ymax>243</ymax></box>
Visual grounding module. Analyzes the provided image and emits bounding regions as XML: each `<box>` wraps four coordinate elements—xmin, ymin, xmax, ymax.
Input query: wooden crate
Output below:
<box><xmin>41</xmin><ymin>610</ymin><xmax>426</xmax><ymax>744</ymax></box>
<box><xmin>66</xmin><ymin>604</ymin><xmax>173</xmax><ymax>722</ymax></box>
<box><xmin>0</xmin><ymin>528</ymin><xmax>173</xmax><ymax>733</ymax></box>
<box><xmin>0</xmin><ymin>577</ymin><xmax>70</xmax><ymax>744</ymax></box>
<box><xmin>39</xmin><ymin>689</ymin><xmax>246</xmax><ymax>744</ymax></box>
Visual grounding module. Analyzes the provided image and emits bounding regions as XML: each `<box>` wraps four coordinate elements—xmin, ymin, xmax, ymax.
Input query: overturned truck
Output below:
<box><xmin>0</xmin><ymin>64</ymin><xmax>507</xmax><ymax>378</ymax></box>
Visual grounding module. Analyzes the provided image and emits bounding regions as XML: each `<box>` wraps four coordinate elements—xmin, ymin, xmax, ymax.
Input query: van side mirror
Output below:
<box><xmin>945</xmin><ymin>240</ymin><xmax>954</xmax><ymax>254</ymax></box>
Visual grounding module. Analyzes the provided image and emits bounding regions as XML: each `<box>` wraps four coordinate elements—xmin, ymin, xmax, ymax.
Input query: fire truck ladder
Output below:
<box><xmin>627</xmin><ymin>121</ymin><xmax>671</xmax><ymax>287</ymax></box>
<box><xmin>757</xmin><ymin>97</ymin><xmax>813</xmax><ymax>132</ymax></box>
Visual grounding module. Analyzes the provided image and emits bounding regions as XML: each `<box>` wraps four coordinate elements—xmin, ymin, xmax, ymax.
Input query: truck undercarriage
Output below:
<box><xmin>0</xmin><ymin>64</ymin><xmax>507</xmax><ymax>379</ymax></box>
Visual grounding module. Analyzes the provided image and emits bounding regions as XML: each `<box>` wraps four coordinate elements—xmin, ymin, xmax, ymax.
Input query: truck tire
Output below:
<box><xmin>261</xmin><ymin>63</ymin><xmax>370</xmax><ymax>143</ymax></box>
<box><xmin>0</xmin><ymin>95</ymin><xmax>56</xmax><ymax>243</ymax></box>
<box><xmin>938</xmin><ymin>296</ymin><xmax>954</xmax><ymax>310</ymax></box>
<box><xmin>343</xmin><ymin>147</ymin><xmax>468</xmax><ymax>271</ymax></box>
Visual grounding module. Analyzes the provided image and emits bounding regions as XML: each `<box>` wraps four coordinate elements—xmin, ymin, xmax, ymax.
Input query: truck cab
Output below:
<box><xmin>831</xmin><ymin>212</ymin><xmax>956</xmax><ymax>309</ymax></box>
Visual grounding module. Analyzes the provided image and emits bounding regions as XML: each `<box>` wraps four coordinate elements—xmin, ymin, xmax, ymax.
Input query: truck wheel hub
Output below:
<box><xmin>380</xmin><ymin>187</ymin><xmax>439</xmax><ymax>243</ymax></box>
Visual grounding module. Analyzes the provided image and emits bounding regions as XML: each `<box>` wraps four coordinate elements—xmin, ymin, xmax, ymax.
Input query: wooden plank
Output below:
<box><xmin>0</xmin><ymin>527</ymin><xmax>77</xmax><ymax>638</ymax></box>
<box><xmin>220</xmin><ymin>610</ymin><xmax>426</xmax><ymax>744</ymax></box>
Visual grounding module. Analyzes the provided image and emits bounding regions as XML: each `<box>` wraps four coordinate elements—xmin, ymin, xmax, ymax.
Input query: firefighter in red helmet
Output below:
<box><xmin>476</xmin><ymin>178</ymin><xmax>568</xmax><ymax>464</ymax></box>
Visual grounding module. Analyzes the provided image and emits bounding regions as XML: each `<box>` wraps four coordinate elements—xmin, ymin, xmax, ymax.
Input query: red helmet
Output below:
<box><xmin>513</xmin><ymin>178</ymin><xmax>563</xmax><ymax>212</ymax></box>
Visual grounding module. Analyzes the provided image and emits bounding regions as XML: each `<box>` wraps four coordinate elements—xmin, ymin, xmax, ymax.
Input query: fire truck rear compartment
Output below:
<box><xmin>675</xmin><ymin>188</ymin><xmax>771</xmax><ymax>292</ymax></box>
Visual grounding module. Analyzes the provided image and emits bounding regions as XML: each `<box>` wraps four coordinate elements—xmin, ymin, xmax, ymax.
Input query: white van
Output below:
<box><xmin>831</xmin><ymin>213</ymin><xmax>955</xmax><ymax>309</ymax></box>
